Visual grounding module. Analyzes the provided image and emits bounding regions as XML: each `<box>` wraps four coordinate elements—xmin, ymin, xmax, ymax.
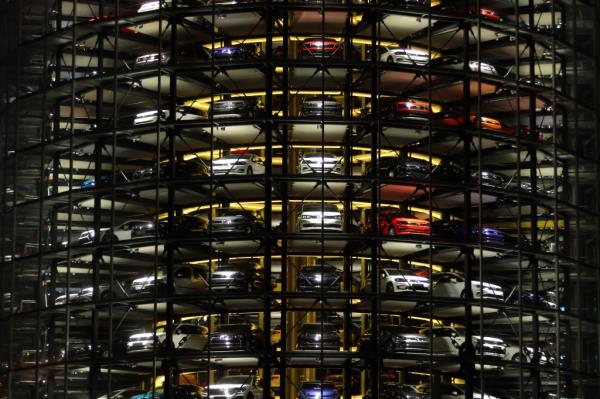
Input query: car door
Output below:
<box><xmin>115</xmin><ymin>221</ymin><xmax>136</xmax><ymax>240</ymax></box>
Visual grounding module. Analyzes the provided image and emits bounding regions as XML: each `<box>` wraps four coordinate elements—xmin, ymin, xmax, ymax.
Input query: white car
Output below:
<box><xmin>364</xmin><ymin>268</ymin><xmax>430</xmax><ymax>294</ymax></box>
<box><xmin>432</xmin><ymin>272</ymin><xmax>504</xmax><ymax>301</ymax></box>
<box><xmin>137</xmin><ymin>1</ymin><xmax>171</xmax><ymax>13</ymax></box>
<box><xmin>420</xmin><ymin>327</ymin><xmax>506</xmax><ymax>359</ymax></box>
<box><xmin>126</xmin><ymin>323</ymin><xmax>208</xmax><ymax>353</ymax></box>
<box><xmin>379</xmin><ymin>46</ymin><xmax>429</xmax><ymax>65</ymax></box>
<box><xmin>133</xmin><ymin>106</ymin><xmax>205</xmax><ymax>125</ymax></box>
<box><xmin>203</xmin><ymin>375</ymin><xmax>263</xmax><ymax>399</ymax></box>
<box><xmin>504</xmin><ymin>342</ymin><xmax>551</xmax><ymax>364</ymax></box>
<box><xmin>212</xmin><ymin>153</ymin><xmax>265</xmax><ymax>175</ymax></box>
<box><xmin>130</xmin><ymin>264</ymin><xmax>209</xmax><ymax>295</ymax></box>
<box><xmin>299</xmin><ymin>152</ymin><xmax>342</xmax><ymax>175</ymax></box>
<box><xmin>134</xmin><ymin>52</ymin><xmax>170</xmax><ymax>67</ymax></box>
<box><xmin>297</xmin><ymin>204</ymin><xmax>342</xmax><ymax>232</ymax></box>
<box><xmin>78</xmin><ymin>219</ymin><xmax>151</xmax><ymax>245</ymax></box>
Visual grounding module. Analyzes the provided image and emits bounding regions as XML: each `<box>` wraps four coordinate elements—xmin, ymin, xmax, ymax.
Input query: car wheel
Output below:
<box><xmin>247</xmin><ymin>167</ymin><xmax>253</xmax><ymax>175</ymax></box>
<box><xmin>386</xmin><ymin>283</ymin><xmax>394</xmax><ymax>293</ymax></box>
<box><xmin>388</xmin><ymin>226</ymin><xmax>396</xmax><ymax>236</ymax></box>
<box><xmin>387</xmin><ymin>55</ymin><xmax>394</xmax><ymax>63</ymax></box>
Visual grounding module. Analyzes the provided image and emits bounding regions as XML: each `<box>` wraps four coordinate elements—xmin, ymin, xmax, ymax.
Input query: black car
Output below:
<box><xmin>366</xmin><ymin>156</ymin><xmax>430</xmax><ymax>179</ymax></box>
<box><xmin>297</xmin><ymin>264</ymin><xmax>342</xmax><ymax>292</ymax></box>
<box><xmin>209</xmin><ymin>261</ymin><xmax>264</xmax><ymax>292</ymax></box>
<box><xmin>364</xmin><ymin>384</ymin><xmax>426</xmax><ymax>399</ymax></box>
<box><xmin>131</xmin><ymin>215</ymin><xmax>208</xmax><ymax>238</ymax></box>
<box><xmin>296</xmin><ymin>323</ymin><xmax>340</xmax><ymax>350</ymax></box>
<box><xmin>208</xmin><ymin>323</ymin><xmax>263</xmax><ymax>351</ymax></box>
<box><xmin>358</xmin><ymin>325</ymin><xmax>429</xmax><ymax>355</ymax></box>
<box><xmin>132</xmin><ymin>160</ymin><xmax>209</xmax><ymax>179</ymax></box>
<box><xmin>210</xmin><ymin>98</ymin><xmax>262</xmax><ymax>119</ymax></box>
<box><xmin>212</xmin><ymin>43</ymin><xmax>260</xmax><ymax>61</ymax></box>
<box><xmin>211</xmin><ymin>209</ymin><xmax>264</xmax><ymax>234</ymax></box>
<box><xmin>505</xmin><ymin>288</ymin><xmax>557</xmax><ymax>310</ymax></box>
<box><xmin>300</xmin><ymin>96</ymin><xmax>342</xmax><ymax>117</ymax></box>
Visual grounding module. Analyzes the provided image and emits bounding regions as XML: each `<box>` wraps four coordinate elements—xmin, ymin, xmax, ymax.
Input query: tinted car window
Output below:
<box><xmin>302</xmin><ymin>205</ymin><xmax>339</xmax><ymax>213</ymax></box>
<box><xmin>216</xmin><ymin>324</ymin><xmax>251</xmax><ymax>333</ymax></box>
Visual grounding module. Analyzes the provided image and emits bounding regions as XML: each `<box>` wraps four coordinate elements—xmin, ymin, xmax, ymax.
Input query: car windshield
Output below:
<box><xmin>302</xmin><ymin>205</ymin><xmax>339</xmax><ymax>213</ymax></box>
<box><xmin>302</xmin><ymin>382</ymin><xmax>336</xmax><ymax>390</ymax></box>
<box><xmin>304</xmin><ymin>152</ymin><xmax>336</xmax><ymax>158</ymax></box>
<box><xmin>302</xmin><ymin>323</ymin><xmax>335</xmax><ymax>332</ymax></box>
<box><xmin>215</xmin><ymin>324</ymin><xmax>251</xmax><ymax>333</ymax></box>
<box><xmin>219</xmin><ymin>210</ymin><xmax>250</xmax><ymax>217</ymax></box>
<box><xmin>386</xmin><ymin>269</ymin><xmax>417</xmax><ymax>276</ymax></box>
<box><xmin>301</xmin><ymin>266</ymin><xmax>337</xmax><ymax>273</ymax></box>
<box><xmin>217</xmin><ymin>375</ymin><xmax>251</xmax><ymax>385</ymax></box>
<box><xmin>220</xmin><ymin>154</ymin><xmax>251</xmax><ymax>160</ymax></box>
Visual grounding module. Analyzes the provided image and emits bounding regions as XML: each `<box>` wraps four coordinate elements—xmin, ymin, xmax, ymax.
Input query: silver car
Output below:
<box><xmin>134</xmin><ymin>52</ymin><xmax>170</xmax><ymax>67</ymax></box>
<box><xmin>299</xmin><ymin>152</ymin><xmax>342</xmax><ymax>175</ymax></box>
<box><xmin>133</xmin><ymin>106</ymin><xmax>205</xmax><ymax>125</ymax></box>
<box><xmin>300</xmin><ymin>96</ymin><xmax>342</xmax><ymax>117</ymax></box>
<box><xmin>126</xmin><ymin>323</ymin><xmax>208</xmax><ymax>353</ymax></box>
<box><xmin>297</xmin><ymin>204</ymin><xmax>342</xmax><ymax>232</ymax></box>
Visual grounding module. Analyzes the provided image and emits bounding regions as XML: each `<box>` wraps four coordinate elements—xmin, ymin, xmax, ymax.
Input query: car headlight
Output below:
<box><xmin>302</xmin><ymin>215</ymin><xmax>312</xmax><ymax>219</ymax></box>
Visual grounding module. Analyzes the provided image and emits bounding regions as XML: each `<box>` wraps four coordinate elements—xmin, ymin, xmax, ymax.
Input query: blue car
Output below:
<box><xmin>212</xmin><ymin>43</ymin><xmax>260</xmax><ymax>61</ymax></box>
<box><xmin>431</xmin><ymin>221</ymin><xmax>506</xmax><ymax>245</ymax></box>
<box><xmin>298</xmin><ymin>381</ymin><xmax>339</xmax><ymax>399</ymax></box>
<box><xmin>80</xmin><ymin>171</ymin><xmax>129</xmax><ymax>189</ymax></box>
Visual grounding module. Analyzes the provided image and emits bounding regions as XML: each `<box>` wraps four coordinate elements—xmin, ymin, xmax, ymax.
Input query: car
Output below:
<box><xmin>81</xmin><ymin>170</ymin><xmax>130</xmax><ymax>189</ymax></box>
<box><xmin>133</xmin><ymin>106</ymin><xmax>206</xmax><ymax>125</ymax></box>
<box><xmin>383</xmin><ymin>98</ymin><xmax>432</xmax><ymax>121</ymax></box>
<box><xmin>419</xmin><ymin>326</ymin><xmax>506</xmax><ymax>359</ymax></box>
<box><xmin>298</xmin><ymin>37</ymin><xmax>342</xmax><ymax>59</ymax></box>
<box><xmin>97</xmin><ymin>388</ymin><xmax>146</xmax><ymax>399</ymax></box>
<box><xmin>297</xmin><ymin>381</ymin><xmax>339</xmax><ymax>399</ymax></box>
<box><xmin>54</xmin><ymin>283</ymin><xmax>127</xmax><ymax>305</ymax></box>
<box><xmin>134</xmin><ymin>44</ymin><xmax>209</xmax><ymax>66</ymax></box>
<box><xmin>505</xmin><ymin>288</ymin><xmax>557</xmax><ymax>310</ymax></box>
<box><xmin>202</xmin><ymin>375</ymin><xmax>263</xmax><ymax>399</ymax></box>
<box><xmin>211</xmin><ymin>153</ymin><xmax>265</xmax><ymax>175</ymax></box>
<box><xmin>432</xmin><ymin>272</ymin><xmax>504</xmax><ymax>301</ymax></box>
<box><xmin>209</xmin><ymin>261</ymin><xmax>264</xmax><ymax>292</ymax></box>
<box><xmin>131</xmin><ymin>384</ymin><xmax>204</xmax><ymax>399</ymax></box>
<box><xmin>299</xmin><ymin>152</ymin><xmax>342</xmax><ymax>175</ymax></box>
<box><xmin>358</xmin><ymin>325</ymin><xmax>430</xmax><ymax>355</ymax></box>
<box><xmin>212</xmin><ymin>43</ymin><xmax>260</xmax><ymax>61</ymax></box>
<box><xmin>296</xmin><ymin>323</ymin><xmax>340</xmax><ymax>350</ymax></box>
<box><xmin>297</xmin><ymin>204</ymin><xmax>343</xmax><ymax>232</ymax></box>
<box><xmin>363</xmin><ymin>268</ymin><xmax>430</xmax><ymax>294</ymax></box>
<box><xmin>208</xmin><ymin>323</ymin><xmax>263</xmax><ymax>351</ymax></box>
<box><xmin>78</xmin><ymin>219</ymin><xmax>152</xmax><ymax>244</ymax></box>
<box><xmin>129</xmin><ymin>264</ymin><xmax>210</xmax><ymax>295</ymax></box>
<box><xmin>418</xmin><ymin>383</ymin><xmax>503</xmax><ymax>399</ymax></box>
<box><xmin>365</xmin><ymin>157</ymin><xmax>460</xmax><ymax>181</ymax></box>
<box><xmin>137</xmin><ymin>1</ymin><xmax>172</xmax><ymax>12</ymax></box>
<box><xmin>437</xmin><ymin>1</ymin><xmax>503</xmax><ymax>22</ymax></box>
<box><xmin>209</xmin><ymin>98</ymin><xmax>262</xmax><ymax>119</ymax></box>
<box><xmin>297</xmin><ymin>264</ymin><xmax>342</xmax><ymax>292</ymax></box>
<box><xmin>364</xmin><ymin>383</ymin><xmax>427</xmax><ymax>399</ymax></box>
<box><xmin>126</xmin><ymin>323</ymin><xmax>208</xmax><ymax>353</ymax></box>
<box><xmin>504</xmin><ymin>342</ymin><xmax>551</xmax><ymax>364</ymax></box>
<box><xmin>300</xmin><ymin>96</ymin><xmax>342</xmax><ymax>117</ymax></box>
<box><xmin>373</xmin><ymin>211</ymin><xmax>430</xmax><ymax>237</ymax></box>
<box><xmin>211</xmin><ymin>209</ymin><xmax>264</xmax><ymax>234</ymax></box>
<box><xmin>437</xmin><ymin>113</ymin><xmax>544</xmax><ymax>141</ymax></box>
<box><xmin>430</xmin><ymin>55</ymin><xmax>498</xmax><ymax>75</ymax></box>
<box><xmin>378</xmin><ymin>46</ymin><xmax>429</xmax><ymax>65</ymax></box>
<box><xmin>131</xmin><ymin>215</ymin><xmax>208</xmax><ymax>238</ymax></box>
<box><xmin>431</xmin><ymin>220</ymin><xmax>506</xmax><ymax>245</ymax></box>
<box><xmin>132</xmin><ymin>160</ymin><xmax>209</xmax><ymax>179</ymax></box>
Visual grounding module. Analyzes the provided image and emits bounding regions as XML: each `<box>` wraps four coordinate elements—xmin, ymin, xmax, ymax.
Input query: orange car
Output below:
<box><xmin>368</xmin><ymin>212</ymin><xmax>431</xmax><ymax>236</ymax></box>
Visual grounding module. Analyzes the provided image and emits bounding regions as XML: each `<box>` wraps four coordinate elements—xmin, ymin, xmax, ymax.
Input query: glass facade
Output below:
<box><xmin>0</xmin><ymin>0</ymin><xmax>598</xmax><ymax>398</ymax></box>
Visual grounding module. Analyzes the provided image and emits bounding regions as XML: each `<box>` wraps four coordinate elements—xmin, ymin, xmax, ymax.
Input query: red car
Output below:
<box><xmin>385</xmin><ymin>98</ymin><xmax>432</xmax><ymax>121</ymax></box>
<box><xmin>373</xmin><ymin>212</ymin><xmax>431</xmax><ymax>237</ymax></box>
<box><xmin>438</xmin><ymin>113</ymin><xmax>543</xmax><ymax>140</ymax></box>
<box><xmin>439</xmin><ymin>2</ymin><xmax>502</xmax><ymax>22</ymax></box>
<box><xmin>298</xmin><ymin>38</ymin><xmax>342</xmax><ymax>59</ymax></box>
